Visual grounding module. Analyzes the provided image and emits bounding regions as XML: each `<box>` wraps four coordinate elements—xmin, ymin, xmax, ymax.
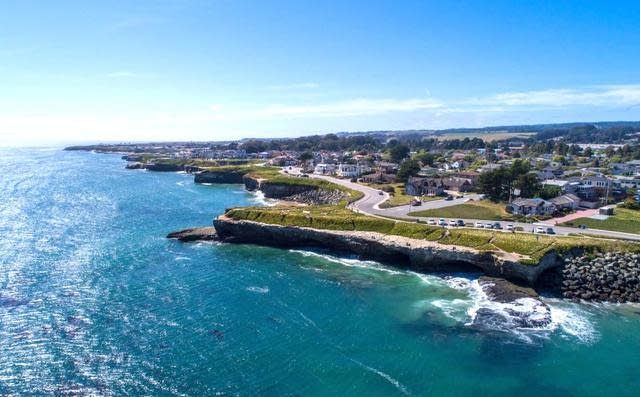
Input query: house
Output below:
<box><xmin>405</xmin><ymin>177</ymin><xmax>446</xmax><ymax>196</ymax></box>
<box><xmin>506</xmin><ymin>198</ymin><xmax>557</xmax><ymax>216</ymax></box>
<box><xmin>358</xmin><ymin>172</ymin><xmax>397</xmax><ymax>184</ymax></box>
<box><xmin>405</xmin><ymin>176</ymin><xmax>473</xmax><ymax>196</ymax></box>
<box><xmin>443</xmin><ymin>177</ymin><xmax>474</xmax><ymax>192</ymax></box>
<box><xmin>336</xmin><ymin>163</ymin><xmax>362</xmax><ymax>178</ymax></box>
<box><xmin>314</xmin><ymin>163</ymin><xmax>336</xmax><ymax>175</ymax></box>
<box><xmin>268</xmin><ymin>155</ymin><xmax>298</xmax><ymax>167</ymax></box>
<box><xmin>549</xmin><ymin>194</ymin><xmax>581</xmax><ymax>211</ymax></box>
<box><xmin>376</xmin><ymin>162</ymin><xmax>399</xmax><ymax>174</ymax></box>
<box><xmin>478</xmin><ymin>163</ymin><xmax>503</xmax><ymax>173</ymax></box>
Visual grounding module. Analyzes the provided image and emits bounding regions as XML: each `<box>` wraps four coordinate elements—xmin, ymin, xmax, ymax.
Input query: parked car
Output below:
<box><xmin>456</xmin><ymin>219</ymin><xmax>465</xmax><ymax>226</ymax></box>
<box><xmin>535</xmin><ymin>226</ymin><xmax>546</xmax><ymax>234</ymax></box>
<box><xmin>506</xmin><ymin>224</ymin><xmax>514</xmax><ymax>231</ymax></box>
<box><xmin>492</xmin><ymin>222</ymin><xmax>502</xmax><ymax>229</ymax></box>
<box><xmin>300</xmin><ymin>174</ymin><xmax>309</xmax><ymax>178</ymax></box>
<box><xmin>448</xmin><ymin>219</ymin><xmax>457</xmax><ymax>227</ymax></box>
<box><xmin>378</xmin><ymin>191</ymin><xmax>384</xmax><ymax>195</ymax></box>
<box><xmin>578</xmin><ymin>224</ymin><xmax>587</xmax><ymax>229</ymax></box>
<box><xmin>444</xmin><ymin>195</ymin><xmax>454</xmax><ymax>201</ymax></box>
<box><xmin>545</xmin><ymin>227</ymin><xmax>556</xmax><ymax>234</ymax></box>
<box><xmin>475</xmin><ymin>222</ymin><xmax>483</xmax><ymax>228</ymax></box>
<box><xmin>484</xmin><ymin>223</ymin><xmax>493</xmax><ymax>229</ymax></box>
<box><xmin>438</xmin><ymin>218</ymin><xmax>447</xmax><ymax>226</ymax></box>
<box><xmin>428</xmin><ymin>219</ymin><xmax>436</xmax><ymax>225</ymax></box>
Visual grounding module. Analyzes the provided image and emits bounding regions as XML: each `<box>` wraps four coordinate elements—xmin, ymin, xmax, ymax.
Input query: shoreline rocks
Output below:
<box><xmin>472</xmin><ymin>277</ymin><xmax>553</xmax><ymax>330</ymax></box>
<box><xmin>560</xmin><ymin>252</ymin><xmax>640</xmax><ymax>302</ymax></box>
<box><xmin>167</xmin><ymin>227</ymin><xmax>218</xmax><ymax>242</ymax></box>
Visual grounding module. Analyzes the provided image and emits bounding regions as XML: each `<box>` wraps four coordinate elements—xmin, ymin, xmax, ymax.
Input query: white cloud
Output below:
<box><xmin>468</xmin><ymin>85</ymin><xmax>640</xmax><ymax>108</ymax></box>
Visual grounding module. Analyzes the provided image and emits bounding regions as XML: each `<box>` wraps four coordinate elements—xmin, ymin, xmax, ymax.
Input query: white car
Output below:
<box><xmin>484</xmin><ymin>223</ymin><xmax>494</xmax><ymax>229</ymax></box>
<box><xmin>506</xmin><ymin>224</ymin><xmax>514</xmax><ymax>231</ymax></box>
<box><xmin>438</xmin><ymin>218</ymin><xmax>447</xmax><ymax>226</ymax></box>
<box><xmin>535</xmin><ymin>226</ymin><xmax>546</xmax><ymax>234</ymax></box>
<box><xmin>448</xmin><ymin>220</ymin><xmax>457</xmax><ymax>227</ymax></box>
<box><xmin>428</xmin><ymin>218</ymin><xmax>436</xmax><ymax>225</ymax></box>
<box><xmin>475</xmin><ymin>222</ymin><xmax>483</xmax><ymax>228</ymax></box>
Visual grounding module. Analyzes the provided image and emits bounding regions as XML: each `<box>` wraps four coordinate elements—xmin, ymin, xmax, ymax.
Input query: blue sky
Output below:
<box><xmin>2</xmin><ymin>0</ymin><xmax>640</xmax><ymax>145</ymax></box>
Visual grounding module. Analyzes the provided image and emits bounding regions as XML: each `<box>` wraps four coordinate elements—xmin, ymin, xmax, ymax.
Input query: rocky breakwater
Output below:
<box><xmin>212</xmin><ymin>217</ymin><xmax>561</xmax><ymax>284</ymax></box>
<box><xmin>560</xmin><ymin>252</ymin><xmax>640</xmax><ymax>302</ymax></box>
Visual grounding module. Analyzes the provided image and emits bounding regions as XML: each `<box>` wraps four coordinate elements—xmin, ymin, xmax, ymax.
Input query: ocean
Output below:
<box><xmin>1</xmin><ymin>148</ymin><xmax>639</xmax><ymax>396</ymax></box>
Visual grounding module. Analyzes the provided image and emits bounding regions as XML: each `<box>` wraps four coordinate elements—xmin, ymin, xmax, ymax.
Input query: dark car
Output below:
<box><xmin>444</xmin><ymin>195</ymin><xmax>454</xmax><ymax>201</ymax></box>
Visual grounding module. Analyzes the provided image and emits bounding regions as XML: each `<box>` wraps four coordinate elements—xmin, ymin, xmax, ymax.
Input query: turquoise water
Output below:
<box><xmin>1</xmin><ymin>148</ymin><xmax>640</xmax><ymax>396</ymax></box>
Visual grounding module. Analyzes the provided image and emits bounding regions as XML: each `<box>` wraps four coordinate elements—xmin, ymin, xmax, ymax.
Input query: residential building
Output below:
<box><xmin>314</xmin><ymin>163</ymin><xmax>336</xmax><ymax>175</ymax></box>
<box><xmin>506</xmin><ymin>198</ymin><xmax>557</xmax><ymax>216</ymax></box>
<box><xmin>549</xmin><ymin>194</ymin><xmax>581</xmax><ymax>211</ymax></box>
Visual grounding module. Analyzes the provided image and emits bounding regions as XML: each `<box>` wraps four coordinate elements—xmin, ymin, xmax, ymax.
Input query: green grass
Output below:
<box><xmin>224</xmin><ymin>205</ymin><xmax>640</xmax><ymax>264</ymax></box>
<box><xmin>407</xmin><ymin>200</ymin><xmax>510</xmax><ymax>220</ymax></box>
<box><xmin>200</xmin><ymin>165</ymin><xmax>364</xmax><ymax>204</ymax></box>
<box><xmin>560</xmin><ymin>208</ymin><xmax>640</xmax><ymax>234</ymax></box>
<box><xmin>366</xmin><ymin>183</ymin><xmax>442</xmax><ymax>208</ymax></box>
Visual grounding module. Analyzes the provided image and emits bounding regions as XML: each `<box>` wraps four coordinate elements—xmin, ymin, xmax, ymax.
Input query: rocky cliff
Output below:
<box><xmin>194</xmin><ymin>170</ymin><xmax>247</xmax><ymax>184</ymax></box>
<box><xmin>212</xmin><ymin>216</ymin><xmax>562</xmax><ymax>284</ymax></box>
<box><xmin>194</xmin><ymin>171</ymin><xmax>346</xmax><ymax>204</ymax></box>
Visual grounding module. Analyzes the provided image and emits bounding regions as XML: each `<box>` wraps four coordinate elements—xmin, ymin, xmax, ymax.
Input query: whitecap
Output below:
<box><xmin>290</xmin><ymin>250</ymin><xmax>403</xmax><ymax>275</ymax></box>
<box><xmin>250</xmin><ymin>190</ymin><xmax>277</xmax><ymax>206</ymax></box>
<box><xmin>246</xmin><ymin>286</ymin><xmax>269</xmax><ymax>294</ymax></box>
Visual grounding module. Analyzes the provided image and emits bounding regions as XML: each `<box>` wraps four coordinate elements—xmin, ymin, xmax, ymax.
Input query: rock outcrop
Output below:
<box><xmin>258</xmin><ymin>181</ymin><xmax>345</xmax><ymax>204</ymax></box>
<box><xmin>125</xmin><ymin>162</ymin><xmax>145</xmax><ymax>170</ymax></box>
<box><xmin>212</xmin><ymin>216</ymin><xmax>562</xmax><ymax>284</ymax></box>
<box><xmin>167</xmin><ymin>227</ymin><xmax>218</xmax><ymax>242</ymax></box>
<box><xmin>194</xmin><ymin>171</ymin><xmax>346</xmax><ymax>205</ymax></box>
<box><xmin>471</xmin><ymin>276</ymin><xmax>552</xmax><ymax>330</ymax></box>
<box><xmin>194</xmin><ymin>170</ymin><xmax>246</xmax><ymax>184</ymax></box>
<box><xmin>558</xmin><ymin>252</ymin><xmax>640</xmax><ymax>302</ymax></box>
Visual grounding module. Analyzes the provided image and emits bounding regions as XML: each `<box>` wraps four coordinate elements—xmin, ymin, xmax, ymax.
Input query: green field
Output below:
<box><xmin>561</xmin><ymin>208</ymin><xmax>640</xmax><ymax>234</ymax></box>
<box><xmin>407</xmin><ymin>200</ymin><xmax>510</xmax><ymax>220</ymax></box>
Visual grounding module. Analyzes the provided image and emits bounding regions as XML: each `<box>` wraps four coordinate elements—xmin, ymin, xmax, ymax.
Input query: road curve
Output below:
<box><xmin>298</xmin><ymin>170</ymin><xmax>640</xmax><ymax>242</ymax></box>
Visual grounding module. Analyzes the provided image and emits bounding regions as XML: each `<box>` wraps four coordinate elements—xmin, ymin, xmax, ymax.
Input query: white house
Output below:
<box><xmin>314</xmin><ymin>163</ymin><xmax>336</xmax><ymax>175</ymax></box>
<box><xmin>336</xmin><ymin>163</ymin><xmax>360</xmax><ymax>178</ymax></box>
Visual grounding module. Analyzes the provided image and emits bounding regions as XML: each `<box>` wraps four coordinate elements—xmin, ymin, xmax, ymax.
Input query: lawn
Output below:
<box><xmin>379</xmin><ymin>185</ymin><xmax>441</xmax><ymax>208</ymax></box>
<box><xmin>407</xmin><ymin>200</ymin><xmax>510</xmax><ymax>220</ymax></box>
<box><xmin>560</xmin><ymin>208</ymin><xmax>640</xmax><ymax>234</ymax></box>
<box><xmin>224</xmin><ymin>205</ymin><xmax>639</xmax><ymax>264</ymax></box>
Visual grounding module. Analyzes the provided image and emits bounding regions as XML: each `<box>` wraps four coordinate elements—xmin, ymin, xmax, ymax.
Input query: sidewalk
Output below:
<box><xmin>542</xmin><ymin>209</ymin><xmax>599</xmax><ymax>225</ymax></box>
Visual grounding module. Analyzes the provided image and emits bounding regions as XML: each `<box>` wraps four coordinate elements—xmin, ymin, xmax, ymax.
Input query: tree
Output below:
<box><xmin>389</xmin><ymin>144</ymin><xmax>410</xmax><ymax>163</ymax></box>
<box><xmin>514</xmin><ymin>173</ymin><xmax>541</xmax><ymax>198</ymax></box>
<box><xmin>412</xmin><ymin>150</ymin><xmax>435</xmax><ymax>167</ymax></box>
<box><xmin>397</xmin><ymin>159</ymin><xmax>421</xmax><ymax>182</ymax></box>
<box><xmin>298</xmin><ymin>152</ymin><xmax>313</xmax><ymax>162</ymax></box>
<box><xmin>479</xmin><ymin>168</ymin><xmax>509</xmax><ymax>201</ymax></box>
<box><xmin>538</xmin><ymin>185</ymin><xmax>562</xmax><ymax>200</ymax></box>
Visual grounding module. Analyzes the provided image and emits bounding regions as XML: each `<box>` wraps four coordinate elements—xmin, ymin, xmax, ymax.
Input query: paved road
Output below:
<box><xmin>282</xmin><ymin>168</ymin><xmax>640</xmax><ymax>241</ymax></box>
